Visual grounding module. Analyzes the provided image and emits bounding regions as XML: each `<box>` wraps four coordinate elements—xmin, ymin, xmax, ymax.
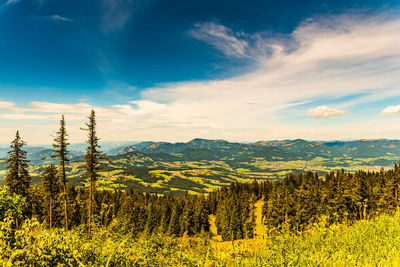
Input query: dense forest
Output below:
<box><xmin>1</xmin><ymin>110</ymin><xmax>400</xmax><ymax>264</ymax></box>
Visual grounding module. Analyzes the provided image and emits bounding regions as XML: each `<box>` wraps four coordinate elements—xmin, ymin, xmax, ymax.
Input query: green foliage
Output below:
<box><xmin>0</xmin><ymin>187</ymin><xmax>27</xmax><ymax>223</ymax></box>
<box><xmin>4</xmin><ymin>131</ymin><xmax>31</xmax><ymax>196</ymax></box>
<box><xmin>41</xmin><ymin>165</ymin><xmax>59</xmax><ymax>228</ymax></box>
<box><xmin>41</xmin><ymin>165</ymin><xmax>59</xmax><ymax>200</ymax></box>
<box><xmin>82</xmin><ymin>110</ymin><xmax>106</xmax><ymax>234</ymax></box>
<box><xmin>52</xmin><ymin>115</ymin><xmax>70</xmax><ymax>230</ymax></box>
<box><xmin>82</xmin><ymin>110</ymin><xmax>105</xmax><ymax>184</ymax></box>
<box><xmin>0</xmin><ymin>218</ymin><xmax>209</xmax><ymax>266</ymax></box>
<box><xmin>214</xmin><ymin>183</ymin><xmax>257</xmax><ymax>241</ymax></box>
<box><xmin>52</xmin><ymin>115</ymin><xmax>70</xmax><ymax>185</ymax></box>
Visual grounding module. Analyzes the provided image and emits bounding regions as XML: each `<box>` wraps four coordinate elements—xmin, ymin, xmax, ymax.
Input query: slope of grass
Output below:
<box><xmin>211</xmin><ymin>213</ymin><xmax>400</xmax><ymax>266</ymax></box>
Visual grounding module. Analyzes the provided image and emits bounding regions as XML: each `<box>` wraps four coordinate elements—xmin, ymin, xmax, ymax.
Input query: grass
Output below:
<box><xmin>207</xmin><ymin>212</ymin><xmax>400</xmax><ymax>266</ymax></box>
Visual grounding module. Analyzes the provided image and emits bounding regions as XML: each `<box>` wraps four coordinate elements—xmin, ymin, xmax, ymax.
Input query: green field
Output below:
<box><xmin>1</xmin><ymin>155</ymin><xmax>397</xmax><ymax>195</ymax></box>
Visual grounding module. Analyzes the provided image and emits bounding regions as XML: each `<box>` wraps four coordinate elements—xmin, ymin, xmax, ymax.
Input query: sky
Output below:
<box><xmin>0</xmin><ymin>0</ymin><xmax>400</xmax><ymax>144</ymax></box>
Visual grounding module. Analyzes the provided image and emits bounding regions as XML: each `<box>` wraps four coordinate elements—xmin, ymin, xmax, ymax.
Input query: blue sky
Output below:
<box><xmin>0</xmin><ymin>0</ymin><xmax>400</xmax><ymax>144</ymax></box>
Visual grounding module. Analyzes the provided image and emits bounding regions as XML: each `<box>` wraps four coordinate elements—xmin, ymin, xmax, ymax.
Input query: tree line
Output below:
<box><xmin>262</xmin><ymin>169</ymin><xmax>400</xmax><ymax>232</ymax></box>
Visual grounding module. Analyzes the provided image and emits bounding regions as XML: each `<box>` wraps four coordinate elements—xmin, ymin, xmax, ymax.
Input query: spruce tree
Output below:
<box><xmin>168</xmin><ymin>203</ymin><xmax>181</xmax><ymax>236</ymax></box>
<box><xmin>52</xmin><ymin>115</ymin><xmax>70</xmax><ymax>230</ymax></box>
<box><xmin>41</xmin><ymin>165</ymin><xmax>59</xmax><ymax>229</ymax></box>
<box><xmin>82</xmin><ymin>110</ymin><xmax>105</xmax><ymax>235</ymax></box>
<box><xmin>5</xmin><ymin>131</ymin><xmax>31</xmax><ymax>196</ymax></box>
<box><xmin>160</xmin><ymin>205</ymin><xmax>171</xmax><ymax>233</ymax></box>
<box><xmin>180</xmin><ymin>197</ymin><xmax>195</xmax><ymax>236</ymax></box>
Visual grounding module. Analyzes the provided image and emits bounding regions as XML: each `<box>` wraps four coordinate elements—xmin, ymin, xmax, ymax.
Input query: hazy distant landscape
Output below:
<box><xmin>1</xmin><ymin>138</ymin><xmax>398</xmax><ymax>195</ymax></box>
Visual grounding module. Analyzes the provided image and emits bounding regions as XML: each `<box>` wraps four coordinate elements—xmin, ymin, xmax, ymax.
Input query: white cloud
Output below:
<box><xmin>50</xmin><ymin>15</ymin><xmax>74</xmax><ymax>22</ymax></box>
<box><xmin>307</xmin><ymin>105</ymin><xmax>349</xmax><ymax>119</ymax></box>
<box><xmin>0</xmin><ymin>101</ymin><xmax>15</xmax><ymax>109</ymax></box>
<box><xmin>380</xmin><ymin>105</ymin><xmax>400</xmax><ymax>115</ymax></box>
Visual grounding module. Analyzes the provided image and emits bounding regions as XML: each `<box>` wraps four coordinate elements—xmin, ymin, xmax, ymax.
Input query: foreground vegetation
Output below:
<box><xmin>2</xmin><ymin>210</ymin><xmax>400</xmax><ymax>266</ymax></box>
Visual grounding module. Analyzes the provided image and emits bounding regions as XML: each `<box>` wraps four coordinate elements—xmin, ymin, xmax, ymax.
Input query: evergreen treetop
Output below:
<box><xmin>5</xmin><ymin>131</ymin><xmax>31</xmax><ymax>196</ymax></box>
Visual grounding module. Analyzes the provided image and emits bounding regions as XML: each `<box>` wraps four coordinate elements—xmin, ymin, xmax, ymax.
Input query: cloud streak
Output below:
<box><xmin>191</xmin><ymin>22</ymin><xmax>249</xmax><ymax>58</ymax></box>
<box><xmin>49</xmin><ymin>14</ymin><xmax>74</xmax><ymax>22</ymax></box>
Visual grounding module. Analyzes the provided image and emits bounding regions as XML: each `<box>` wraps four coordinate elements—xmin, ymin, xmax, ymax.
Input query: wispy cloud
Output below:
<box><xmin>307</xmin><ymin>106</ymin><xmax>349</xmax><ymax>119</ymax></box>
<box><xmin>5</xmin><ymin>0</ymin><xmax>21</xmax><ymax>5</ymax></box>
<box><xmin>191</xmin><ymin>22</ymin><xmax>249</xmax><ymax>58</ymax></box>
<box><xmin>31</xmin><ymin>14</ymin><xmax>74</xmax><ymax>23</ymax></box>
<box><xmin>49</xmin><ymin>14</ymin><xmax>74</xmax><ymax>22</ymax></box>
<box><xmin>380</xmin><ymin>105</ymin><xmax>400</xmax><ymax>115</ymax></box>
<box><xmin>101</xmin><ymin>0</ymin><xmax>135</xmax><ymax>33</ymax></box>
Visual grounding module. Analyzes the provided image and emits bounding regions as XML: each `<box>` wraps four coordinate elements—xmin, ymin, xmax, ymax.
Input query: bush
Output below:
<box><xmin>0</xmin><ymin>188</ymin><xmax>27</xmax><ymax>223</ymax></box>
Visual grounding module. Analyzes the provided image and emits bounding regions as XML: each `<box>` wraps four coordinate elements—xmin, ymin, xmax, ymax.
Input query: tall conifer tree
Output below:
<box><xmin>5</xmin><ymin>131</ymin><xmax>31</xmax><ymax>196</ymax></box>
<box><xmin>41</xmin><ymin>165</ymin><xmax>59</xmax><ymax>229</ymax></box>
<box><xmin>52</xmin><ymin>115</ymin><xmax>70</xmax><ymax>230</ymax></box>
<box><xmin>82</xmin><ymin>110</ymin><xmax>105</xmax><ymax>235</ymax></box>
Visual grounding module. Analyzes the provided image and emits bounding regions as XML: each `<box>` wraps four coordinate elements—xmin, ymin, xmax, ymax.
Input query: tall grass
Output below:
<box><xmin>210</xmin><ymin>213</ymin><xmax>400</xmax><ymax>266</ymax></box>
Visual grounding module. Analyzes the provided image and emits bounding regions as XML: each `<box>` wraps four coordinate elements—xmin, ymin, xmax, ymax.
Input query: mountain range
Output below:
<box><xmin>1</xmin><ymin>138</ymin><xmax>399</xmax><ymax>195</ymax></box>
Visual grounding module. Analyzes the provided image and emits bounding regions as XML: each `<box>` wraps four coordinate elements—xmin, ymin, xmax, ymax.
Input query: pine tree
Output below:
<box><xmin>180</xmin><ymin>197</ymin><xmax>195</xmax><ymax>236</ymax></box>
<box><xmin>5</xmin><ymin>131</ymin><xmax>31</xmax><ymax>196</ymax></box>
<box><xmin>82</xmin><ymin>110</ymin><xmax>105</xmax><ymax>235</ymax></box>
<box><xmin>168</xmin><ymin>203</ymin><xmax>181</xmax><ymax>236</ymax></box>
<box><xmin>52</xmin><ymin>115</ymin><xmax>70</xmax><ymax>230</ymax></box>
<box><xmin>41</xmin><ymin>165</ymin><xmax>59</xmax><ymax>229</ymax></box>
<box><xmin>144</xmin><ymin>202</ymin><xmax>160</xmax><ymax>235</ymax></box>
<box><xmin>194</xmin><ymin>195</ymin><xmax>210</xmax><ymax>233</ymax></box>
<box><xmin>160</xmin><ymin>204</ymin><xmax>171</xmax><ymax>233</ymax></box>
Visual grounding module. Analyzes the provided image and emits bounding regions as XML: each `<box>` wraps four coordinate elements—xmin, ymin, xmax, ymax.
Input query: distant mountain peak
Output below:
<box><xmin>146</xmin><ymin>142</ymin><xmax>169</xmax><ymax>149</ymax></box>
